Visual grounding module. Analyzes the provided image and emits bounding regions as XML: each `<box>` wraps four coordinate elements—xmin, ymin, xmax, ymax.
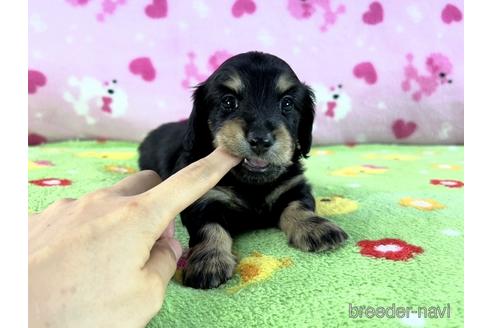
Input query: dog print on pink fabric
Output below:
<box><xmin>208</xmin><ymin>51</ymin><xmax>232</xmax><ymax>71</ymax></box>
<box><xmin>145</xmin><ymin>0</ymin><xmax>168</xmax><ymax>19</ymax></box>
<box><xmin>129</xmin><ymin>57</ymin><xmax>156</xmax><ymax>82</ymax></box>
<box><xmin>441</xmin><ymin>4</ymin><xmax>462</xmax><ymax>24</ymax></box>
<box><xmin>181</xmin><ymin>51</ymin><xmax>232</xmax><ymax>89</ymax></box>
<box><xmin>96</xmin><ymin>0</ymin><xmax>126</xmax><ymax>22</ymax></box>
<box><xmin>392</xmin><ymin>119</ymin><xmax>417</xmax><ymax>139</ymax></box>
<box><xmin>28</xmin><ymin>70</ymin><xmax>47</xmax><ymax>94</ymax></box>
<box><xmin>362</xmin><ymin>2</ymin><xmax>384</xmax><ymax>25</ymax></box>
<box><xmin>312</xmin><ymin>83</ymin><xmax>352</xmax><ymax>121</ymax></box>
<box><xmin>63</xmin><ymin>76</ymin><xmax>128</xmax><ymax>124</ymax></box>
<box><xmin>287</xmin><ymin>0</ymin><xmax>346</xmax><ymax>32</ymax></box>
<box><xmin>65</xmin><ymin>0</ymin><xmax>91</xmax><ymax>6</ymax></box>
<box><xmin>353</xmin><ymin>62</ymin><xmax>378</xmax><ymax>85</ymax></box>
<box><xmin>65</xmin><ymin>0</ymin><xmax>126</xmax><ymax>22</ymax></box>
<box><xmin>231</xmin><ymin>0</ymin><xmax>257</xmax><ymax>18</ymax></box>
<box><xmin>402</xmin><ymin>53</ymin><xmax>453</xmax><ymax>101</ymax></box>
<box><xmin>181</xmin><ymin>52</ymin><xmax>208</xmax><ymax>89</ymax></box>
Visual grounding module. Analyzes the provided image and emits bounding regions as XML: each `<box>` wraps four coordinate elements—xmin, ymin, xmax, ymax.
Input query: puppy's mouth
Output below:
<box><xmin>242</xmin><ymin>157</ymin><xmax>270</xmax><ymax>172</ymax></box>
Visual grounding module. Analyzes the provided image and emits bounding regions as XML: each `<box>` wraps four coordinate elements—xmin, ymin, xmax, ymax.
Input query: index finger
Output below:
<box><xmin>138</xmin><ymin>147</ymin><xmax>241</xmax><ymax>231</ymax></box>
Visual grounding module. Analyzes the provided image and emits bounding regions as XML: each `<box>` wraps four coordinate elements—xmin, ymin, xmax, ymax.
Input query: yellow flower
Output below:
<box><xmin>105</xmin><ymin>165</ymin><xmax>137</xmax><ymax>174</ymax></box>
<box><xmin>432</xmin><ymin>163</ymin><xmax>462</xmax><ymax>171</ymax></box>
<box><xmin>400</xmin><ymin>197</ymin><xmax>445</xmax><ymax>211</ymax></box>
<box><xmin>76</xmin><ymin>151</ymin><xmax>136</xmax><ymax>160</ymax></box>
<box><xmin>316</xmin><ymin>196</ymin><xmax>359</xmax><ymax>216</ymax></box>
<box><xmin>420</xmin><ymin>150</ymin><xmax>440</xmax><ymax>156</ymax></box>
<box><xmin>28</xmin><ymin>160</ymin><xmax>53</xmax><ymax>171</ymax></box>
<box><xmin>227</xmin><ymin>252</ymin><xmax>292</xmax><ymax>293</ymax></box>
<box><xmin>39</xmin><ymin>148</ymin><xmax>70</xmax><ymax>154</ymax></box>
<box><xmin>28</xmin><ymin>161</ymin><xmax>43</xmax><ymax>171</ymax></box>
<box><xmin>28</xmin><ymin>161</ymin><xmax>40</xmax><ymax>171</ymax></box>
<box><xmin>363</xmin><ymin>153</ymin><xmax>419</xmax><ymax>161</ymax></box>
<box><xmin>331</xmin><ymin>165</ymin><xmax>388</xmax><ymax>177</ymax></box>
<box><xmin>312</xmin><ymin>149</ymin><xmax>335</xmax><ymax>156</ymax></box>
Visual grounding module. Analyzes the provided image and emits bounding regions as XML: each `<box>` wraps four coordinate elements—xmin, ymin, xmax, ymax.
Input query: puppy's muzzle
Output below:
<box><xmin>247</xmin><ymin>132</ymin><xmax>274</xmax><ymax>155</ymax></box>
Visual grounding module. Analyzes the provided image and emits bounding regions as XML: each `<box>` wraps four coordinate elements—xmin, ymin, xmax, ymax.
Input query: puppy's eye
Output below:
<box><xmin>221</xmin><ymin>95</ymin><xmax>238</xmax><ymax>111</ymax></box>
<box><xmin>280</xmin><ymin>96</ymin><xmax>294</xmax><ymax>113</ymax></box>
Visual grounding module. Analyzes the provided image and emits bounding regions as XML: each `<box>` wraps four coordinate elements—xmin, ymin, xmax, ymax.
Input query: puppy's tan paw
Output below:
<box><xmin>287</xmin><ymin>216</ymin><xmax>348</xmax><ymax>252</ymax></box>
<box><xmin>183</xmin><ymin>248</ymin><xmax>236</xmax><ymax>289</ymax></box>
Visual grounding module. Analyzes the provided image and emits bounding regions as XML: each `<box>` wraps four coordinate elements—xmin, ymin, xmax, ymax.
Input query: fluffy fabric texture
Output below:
<box><xmin>28</xmin><ymin>1</ymin><xmax>463</xmax><ymax>144</ymax></box>
<box><xmin>29</xmin><ymin>141</ymin><xmax>463</xmax><ymax>327</ymax></box>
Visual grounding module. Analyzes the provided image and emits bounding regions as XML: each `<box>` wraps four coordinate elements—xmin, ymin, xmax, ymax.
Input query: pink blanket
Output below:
<box><xmin>28</xmin><ymin>0</ymin><xmax>463</xmax><ymax>145</ymax></box>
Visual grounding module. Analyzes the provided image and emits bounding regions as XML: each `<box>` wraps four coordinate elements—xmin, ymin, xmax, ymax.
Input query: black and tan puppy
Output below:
<box><xmin>138</xmin><ymin>51</ymin><xmax>348</xmax><ymax>289</ymax></box>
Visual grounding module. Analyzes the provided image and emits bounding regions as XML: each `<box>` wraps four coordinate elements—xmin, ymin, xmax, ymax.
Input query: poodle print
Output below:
<box><xmin>181</xmin><ymin>51</ymin><xmax>232</xmax><ymax>89</ymax></box>
<box><xmin>312</xmin><ymin>83</ymin><xmax>352</xmax><ymax>121</ymax></box>
<box><xmin>287</xmin><ymin>0</ymin><xmax>346</xmax><ymax>32</ymax></box>
<box><xmin>63</xmin><ymin>76</ymin><xmax>128</xmax><ymax>124</ymax></box>
<box><xmin>401</xmin><ymin>53</ymin><xmax>453</xmax><ymax>101</ymax></box>
<box><xmin>65</xmin><ymin>0</ymin><xmax>127</xmax><ymax>22</ymax></box>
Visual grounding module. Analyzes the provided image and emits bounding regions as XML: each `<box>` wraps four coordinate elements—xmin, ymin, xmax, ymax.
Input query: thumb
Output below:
<box><xmin>145</xmin><ymin>238</ymin><xmax>183</xmax><ymax>284</ymax></box>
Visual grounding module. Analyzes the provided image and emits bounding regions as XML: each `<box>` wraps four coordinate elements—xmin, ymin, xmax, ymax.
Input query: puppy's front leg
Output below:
<box><xmin>182</xmin><ymin>223</ymin><xmax>236</xmax><ymax>289</ymax></box>
<box><xmin>279</xmin><ymin>200</ymin><xmax>348</xmax><ymax>252</ymax></box>
<box><xmin>181</xmin><ymin>187</ymin><xmax>245</xmax><ymax>289</ymax></box>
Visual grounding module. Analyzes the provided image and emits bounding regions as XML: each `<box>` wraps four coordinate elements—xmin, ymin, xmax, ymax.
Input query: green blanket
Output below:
<box><xmin>28</xmin><ymin>141</ymin><xmax>464</xmax><ymax>328</ymax></box>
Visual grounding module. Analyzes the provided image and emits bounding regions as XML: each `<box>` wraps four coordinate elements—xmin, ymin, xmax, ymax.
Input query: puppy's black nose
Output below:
<box><xmin>247</xmin><ymin>133</ymin><xmax>273</xmax><ymax>154</ymax></box>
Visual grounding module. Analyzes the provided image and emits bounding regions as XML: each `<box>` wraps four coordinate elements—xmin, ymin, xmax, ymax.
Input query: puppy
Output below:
<box><xmin>138</xmin><ymin>52</ymin><xmax>348</xmax><ymax>289</ymax></box>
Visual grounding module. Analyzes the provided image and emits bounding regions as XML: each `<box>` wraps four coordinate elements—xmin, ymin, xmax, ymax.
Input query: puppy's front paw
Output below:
<box><xmin>182</xmin><ymin>248</ymin><xmax>236</xmax><ymax>289</ymax></box>
<box><xmin>288</xmin><ymin>216</ymin><xmax>348</xmax><ymax>252</ymax></box>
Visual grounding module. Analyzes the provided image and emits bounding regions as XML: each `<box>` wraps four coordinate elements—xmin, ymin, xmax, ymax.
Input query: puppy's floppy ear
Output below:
<box><xmin>297</xmin><ymin>84</ymin><xmax>316</xmax><ymax>158</ymax></box>
<box><xmin>183</xmin><ymin>82</ymin><xmax>213</xmax><ymax>158</ymax></box>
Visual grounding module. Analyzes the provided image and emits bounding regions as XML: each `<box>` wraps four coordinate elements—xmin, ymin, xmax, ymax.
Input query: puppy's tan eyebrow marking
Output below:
<box><xmin>276</xmin><ymin>74</ymin><xmax>296</xmax><ymax>93</ymax></box>
<box><xmin>222</xmin><ymin>74</ymin><xmax>243</xmax><ymax>93</ymax></box>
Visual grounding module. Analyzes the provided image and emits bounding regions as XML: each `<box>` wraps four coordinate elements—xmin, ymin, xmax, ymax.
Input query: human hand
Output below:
<box><xmin>28</xmin><ymin>148</ymin><xmax>240</xmax><ymax>328</ymax></box>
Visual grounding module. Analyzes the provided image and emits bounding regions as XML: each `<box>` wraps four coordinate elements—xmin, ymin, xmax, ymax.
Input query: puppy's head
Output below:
<box><xmin>184</xmin><ymin>52</ymin><xmax>315</xmax><ymax>184</ymax></box>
